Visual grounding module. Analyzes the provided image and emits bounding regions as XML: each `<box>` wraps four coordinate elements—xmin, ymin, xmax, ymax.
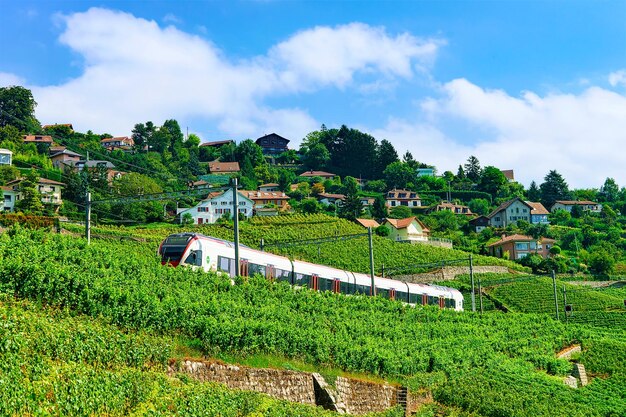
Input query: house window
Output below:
<box><xmin>391</xmin><ymin>201</ymin><xmax>396</xmax><ymax>207</ymax></box>
<box><xmin>495</xmin><ymin>217</ymin><xmax>500</xmax><ymax>221</ymax></box>
<box><xmin>211</xmin><ymin>202</ymin><xmax>217</xmax><ymax>205</ymax></box>
<box><xmin>4</xmin><ymin>195</ymin><xmax>11</xmax><ymax>202</ymax></box>
<box><xmin>515</xmin><ymin>242</ymin><xmax>529</xmax><ymax>251</ymax></box>
<box><xmin>221</xmin><ymin>201</ymin><xmax>228</xmax><ymax>205</ymax></box>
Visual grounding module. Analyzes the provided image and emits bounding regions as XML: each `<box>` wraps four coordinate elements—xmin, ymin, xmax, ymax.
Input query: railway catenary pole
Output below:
<box><xmin>563</xmin><ymin>285</ymin><xmax>568</xmax><ymax>324</ymax></box>
<box><xmin>85</xmin><ymin>191</ymin><xmax>91</xmax><ymax>245</ymax></box>
<box><xmin>232</xmin><ymin>178</ymin><xmax>240</xmax><ymax>277</ymax></box>
<box><xmin>469</xmin><ymin>254</ymin><xmax>476</xmax><ymax>312</ymax></box>
<box><xmin>478</xmin><ymin>274</ymin><xmax>483</xmax><ymax>314</ymax></box>
<box><xmin>552</xmin><ymin>270</ymin><xmax>560</xmax><ymax>320</ymax></box>
<box><xmin>368</xmin><ymin>227</ymin><xmax>376</xmax><ymax>297</ymax></box>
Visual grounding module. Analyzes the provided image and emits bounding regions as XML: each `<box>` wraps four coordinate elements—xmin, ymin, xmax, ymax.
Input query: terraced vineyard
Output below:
<box><xmin>0</xmin><ymin>296</ymin><xmax>358</xmax><ymax>416</ymax></box>
<box><xmin>63</xmin><ymin>214</ymin><xmax>525</xmax><ymax>273</ymax></box>
<box><xmin>0</xmin><ymin>227</ymin><xmax>624</xmax><ymax>416</ymax></box>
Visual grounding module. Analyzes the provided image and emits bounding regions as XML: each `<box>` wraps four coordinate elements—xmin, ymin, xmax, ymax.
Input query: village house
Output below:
<box><xmin>382</xmin><ymin>217</ymin><xmax>430</xmax><ymax>243</ymax></box>
<box><xmin>527</xmin><ymin>201</ymin><xmax>550</xmax><ymax>224</ymax></box>
<box><xmin>355</xmin><ymin>218</ymin><xmax>380</xmax><ymax>229</ymax></box>
<box><xmin>255</xmin><ymin>133</ymin><xmax>290</xmax><ymax>155</ymax></box>
<box><xmin>485</xmin><ymin>197</ymin><xmax>533</xmax><ymax>228</ymax></box>
<box><xmin>487</xmin><ymin>234</ymin><xmax>556</xmax><ymax>260</ymax></box>
<box><xmin>0</xmin><ymin>186</ymin><xmax>18</xmax><ymax>211</ymax></box>
<box><xmin>50</xmin><ymin>149</ymin><xmax>82</xmax><ymax>169</ymax></box>
<box><xmin>299</xmin><ymin>170</ymin><xmax>337</xmax><ymax>181</ymax></box>
<box><xmin>501</xmin><ymin>169</ymin><xmax>515</xmax><ymax>182</ymax></box>
<box><xmin>550</xmin><ymin>200</ymin><xmax>602</xmax><ymax>214</ymax></box>
<box><xmin>385</xmin><ymin>189</ymin><xmax>421</xmax><ymax>209</ymax></box>
<box><xmin>4</xmin><ymin>177</ymin><xmax>65</xmax><ymax>212</ymax></box>
<box><xmin>101</xmin><ymin>136</ymin><xmax>134</xmax><ymax>152</ymax></box>
<box><xmin>240</xmin><ymin>190</ymin><xmax>290</xmax><ymax>212</ymax></box>
<box><xmin>208</xmin><ymin>160</ymin><xmax>240</xmax><ymax>174</ymax></box>
<box><xmin>199</xmin><ymin>140</ymin><xmax>234</xmax><ymax>149</ymax></box>
<box><xmin>469</xmin><ymin>215</ymin><xmax>490</xmax><ymax>233</ymax></box>
<box><xmin>318</xmin><ymin>193</ymin><xmax>345</xmax><ymax>206</ymax></box>
<box><xmin>0</xmin><ymin>148</ymin><xmax>12</xmax><ymax>165</ymax></box>
<box><xmin>177</xmin><ymin>188</ymin><xmax>253</xmax><ymax>224</ymax></box>
<box><xmin>23</xmin><ymin>135</ymin><xmax>53</xmax><ymax>152</ymax></box>
<box><xmin>431</xmin><ymin>202</ymin><xmax>473</xmax><ymax>215</ymax></box>
<box><xmin>259</xmin><ymin>183</ymin><xmax>280</xmax><ymax>192</ymax></box>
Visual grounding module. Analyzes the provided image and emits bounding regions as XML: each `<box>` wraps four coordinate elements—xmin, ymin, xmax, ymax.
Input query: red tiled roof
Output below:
<box><xmin>259</xmin><ymin>183</ymin><xmax>279</xmax><ymax>187</ymax></box>
<box><xmin>385</xmin><ymin>217</ymin><xmax>430</xmax><ymax>232</ymax></box>
<box><xmin>208</xmin><ymin>161</ymin><xmax>240</xmax><ymax>173</ymax></box>
<box><xmin>23</xmin><ymin>135</ymin><xmax>53</xmax><ymax>143</ymax></box>
<box><xmin>299</xmin><ymin>170</ymin><xmax>336</xmax><ymax>177</ymax></box>
<box><xmin>487</xmin><ymin>234</ymin><xmax>535</xmax><ymax>247</ymax></box>
<box><xmin>386</xmin><ymin>189</ymin><xmax>420</xmax><ymax>200</ymax></box>
<box><xmin>318</xmin><ymin>193</ymin><xmax>345</xmax><ymax>200</ymax></box>
<box><xmin>7</xmin><ymin>177</ymin><xmax>65</xmax><ymax>187</ymax></box>
<box><xmin>501</xmin><ymin>169</ymin><xmax>515</xmax><ymax>180</ymax></box>
<box><xmin>200</xmin><ymin>140</ymin><xmax>234</xmax><ymax>147</ymax></box>
<box><xmin>526</xmin><ymin>201</ymin><xmax>549</xmax><ymax>215</ymax></box>
<box><xmin>240</xmin><ymin>190</ymin><xmax>290</xmax><ymax>200</ymax></box>
<box><xmin>554</xmin><ymin>200</ymin><xmax>599</xmax><ymax>205</ymax></box>
<box><xmin>356</xmin><ymin>218</ymin><xmax>380</xmax><ymax>228</ymax></box>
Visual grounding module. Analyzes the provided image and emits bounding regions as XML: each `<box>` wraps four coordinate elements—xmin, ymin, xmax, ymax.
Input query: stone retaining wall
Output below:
<box><xmin>170</xmin><ymin>359</ymin><xmax>408</xmax><ymax>415</ymax></box>
<box><xmin>395</xmin><ymin>265</ymin><xmax>511</xmax><ymax>283</ymax></box>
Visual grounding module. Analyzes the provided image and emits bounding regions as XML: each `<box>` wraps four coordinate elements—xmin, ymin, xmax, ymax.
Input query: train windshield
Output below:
<box><xmin>160</xmin><ymin>235</ymin><xmax>193</xmax><ymax>264</ymax></box>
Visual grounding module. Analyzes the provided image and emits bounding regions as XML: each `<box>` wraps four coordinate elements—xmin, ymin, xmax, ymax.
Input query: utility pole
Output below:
<box><xmin>478</xmin><ymin>274</ymin><xmax>483</xmax><ymax>314</ymax></box>
<box><xmin>85</xmin><ymin>150</ymin><xmax>91</xmax><ymax>244</ymax></box>
<box><xmin>232</xmin><ymin>178</ymin><xmax>240</xmax><ymax>277</ymax></box>
<box><xmin>368</xmin><ymin>227</ymin><xmax>376</xmax><ymax>296</ymax></box>
<box><xmin>552</xmin><ymin>269</ymin><xmax>559</xmax><ymax>320</ymax></box>
<box><xmin>563</xmin><ymin>285</ymin><xmax>568</xmax><ymax>323</ymax></box>
<box><xmin>469</xmin><ymin>254</ymin><xmax>475</xmax><ymax>312</ymax></box>
<box><xmin>85</xmin><ymin>191</ymin><xmax>91</xmax><ymax>245</ymax></box>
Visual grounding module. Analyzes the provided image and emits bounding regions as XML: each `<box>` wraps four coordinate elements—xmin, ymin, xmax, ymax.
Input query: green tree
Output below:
<box><xmin>376</xmin><ymin>139</ymin><xmax>399</xmax><ymax>179</ymax></box>
<box><xmin>540</xmin><ymin>170</ymin><xmax>570</xmax><ymax>208</ymax></box>
<box><xmin>338</xmin><ymin>176</ymin><xmax>362</xmax><ymax>221</ymax></box>
<box><xmin>14</xmin><ymin>171</ymin><xmax>44</xmax><ymax>214</ymax></box>
<box><xmin>389</xmin><ymin>205</ymin><xmax>412</xmax><ymax>219</ymax></box>
<box><xmin>300</xmin><ymin>198</ymin><xmax>320</xmax><ymax>214</ymax></box>
<box><xmin>383</xmin><ymin>162</ymin><xmax>414</xmax><ymax>189</ymax></box>
<box><xmin>478</xmin><ymin>166</ymin><xmax>507</xmax><ymax>198</ymax></box>
<box><xmin>0</xmin><ymin>86</ymin><xmax>40</xmax><ymax>132</ymax></box>
<box><xmin>0</xmin><ymin>164</ymin><xmax>20</xmax><ymax>185</ymax></box>
<box><xmin>235</xmin><ymin>139</ymin><xmax>265</xmax><ymax>168</ymax></box>
<box><xmin>113</xmin><ymin>172</ymin><xmax>163</xmax><ymax>196</ymax></box>
<box><xmin>599</xmin><ymin>177</ymin><xmax>619</xmax><ymax>202</ymax></box>
<box><xmin>302</xmin><ymin>143</ymin><xmax>330</xmax><ymax>170</ymax></box>
<box><xmin>527</xmin><ymin>180</ymin><xmax>541</xmax><ymax>201</ymax></box>
<box><xmin>464</xmin><ymin>156</ymin><xmax>482</xmax><ymax>183</ymax></box>
<box><xmin>371</xmin><ymin>195</ymin><xmax>387</xmax><ymax>219</ymax></box>
<box><xmin>468</xmin><ymin>198</ymin><xmax>490</xmax><ymax>216</ymax></box>
<box><xmin>131</xmin><ymin>121</ymin><xmax>155</xmax><ymax>152</ymax></box>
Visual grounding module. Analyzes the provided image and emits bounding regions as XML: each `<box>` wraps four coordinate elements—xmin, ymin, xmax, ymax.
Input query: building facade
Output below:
<box><xmin>177</xmin><ymin>189</ymin><xmax>254</xmax><ymax>224</ymax></box>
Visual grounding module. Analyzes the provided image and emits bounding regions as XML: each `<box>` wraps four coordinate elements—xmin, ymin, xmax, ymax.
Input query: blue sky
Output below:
<box><xmin>1</xmin><ymin>1</ymin><xmax>626</xmax><ymax>188</ymax></box>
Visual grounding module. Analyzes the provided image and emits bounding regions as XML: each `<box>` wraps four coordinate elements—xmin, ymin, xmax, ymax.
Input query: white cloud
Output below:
<box><xmin>162</xmin><ymin>13</ymin><xmax>182</xmax><ymax>25</ymax></box>
<box><xmin>609</xmin><ymin>70</ymin><xmax>626</xmax><ymax>87</ymax></box>
<box><xmin>406</xmin><ymin>79</ymin><xmax>626</xmax><ymax>188</ymax></box>
<box><xmin>27</xmin><ymin>8</ymin><xmax>439</xmax><ymax>143</ymax></box>
<box><xmin>0</xmin><ymin>72</ymin><xmax>26</xmax><ymax>87</ymax></box>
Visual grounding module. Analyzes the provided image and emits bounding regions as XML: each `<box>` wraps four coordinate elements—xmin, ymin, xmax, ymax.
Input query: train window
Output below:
<box><xmin>160</xmin><ymin>246</ymin><xmax>186</xmax><ymax>264</ymax></box>
<box><xmin>249</xmin><ymin>263</ymin><xmax>266</xmax><ymax>277</ymax></box>
<box><xmin>445</xmin><ymin>298</ymin><xmax>455</xmax><ymax>308</ymax></box>
<box><xmin>377</xmin><ymin>288</ymin><xmax>389</xmax><ymax>298</ymax></box>
<box><xmin>318</xmin><ymin>277</ymin><xmax>333</xmax><ymax>292</ymax></box>
<box><xmin>275</xmin><ymin>268</ymin><xmax>291</xmax><ymax>282</ymax></box>
<box><xmin>295</xmin><ymin>273</ymin><xmax>311</xmax><ymax>287</ymax></box>
<box><xmin>409</xmin><ymin>293</ymin><xmax>420</xmax><ymax>304</ymax></box>
<box><xmin>340</xmin><ymin>281</ymin><xmax>352</xmax><ymax>294</ymax></box>
<box><xmin>429</xmin><ymin>296</ymin><xmax>439</xmax><ymax>306</ymax></box>
<box><xmin>355</xmin><ymin>284</ymin><xmax>369</xmax><ymax>295</ymax></box>
<box><xmin>184</xmin><ymin>250</ymin><xmax>203</xmax><ymax>266</ymax></box>
<box><xmin>397</xmin><ymin>291</ymin><xmax>408</xmax><ymax>303</ymax></box>
<box><xmin>217</xmin><ymin>256</ymin><xmax>235</xmax><ymax>277</ymax></box>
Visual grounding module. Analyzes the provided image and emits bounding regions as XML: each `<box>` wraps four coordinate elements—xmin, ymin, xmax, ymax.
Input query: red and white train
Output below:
<box><xmin>158</xmin><ymin>233</ymin><xmax>464</xmax><ymax>311</ymax></box>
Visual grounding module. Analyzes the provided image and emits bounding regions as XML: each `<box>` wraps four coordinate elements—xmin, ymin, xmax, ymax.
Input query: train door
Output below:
<box><xmin>240</xmin><ymin>259</ymin><xmax>249</xmax><ymax>277</ymax></box>
<box><xmin>332</xmin><ymin>279</ymin><xmax>341</xmax><ymax>294</ymax></box>
<box><xmin>266</xmin><ymin>264</ymin><xmax>275</xmax><ymax>281</ymax></box>
<box><xmin>311</xmin><ymin>274</ymin><xmax>319</xmax><ymax>291</ymax></box>
<box><xmin>422</xmin><ymin>294</ymin><xmax>428</xmax><ymax>306</ymax></box>
<box><xmin>439</xmin><ymin>296</ymin><xmax>445</xmax><ymax>309</ymax></box>
<box><xmin>389</xmin><ymin>289</ymin><xmax>396</xmax><ymax>301</ymax></box>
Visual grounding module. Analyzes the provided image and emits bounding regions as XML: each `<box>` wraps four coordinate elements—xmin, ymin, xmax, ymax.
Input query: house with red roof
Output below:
<box><xmin>382</xmin><ymin>217</ymin><xmax>430</xmax><ymax>243</ymax></box>
<box><xmin>385</xmin><ymin>189</ymin><xmax>421</xmax><ymax>210</ymax></box>
<box><xmin>488</xmin><ymin>234</ymin><xmax>556</xmax><ymax>260</ymax></box>
<box><xmin>208</xmin><ymin>160</ymin><xmax>240</xmax><ymax>174</ymax></box>
<box><xmin>298</xmin><ymin>170</ymin><xmax>336</xmax><ymax>181</ymax></box>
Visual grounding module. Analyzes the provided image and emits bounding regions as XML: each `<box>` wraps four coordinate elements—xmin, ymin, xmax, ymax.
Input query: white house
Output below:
<box><xmin>383</xmin><ymin>217</ymin><xmax>430</xmax><ymax>243</ymax></box>
<box><xmin>0</xmin><ymin>186</ymin><xmax>18</xmax><ymax>211</ymax></box>
<box><xmin>0</xmin><ymin>149</ymin><xmax>12</xmax><ymax>165</ymax></box>
<box><xmin>177</xmin><ymin>188</ymin><xmax>254</xmax><ymax>224</ymax></box>
<box><xmin>550</xmin><ymin>200</ymin><xmax>602</xmax><ymax>214</ymax></box>
<box><xmin>385</xmin><ymin>189</ymin><xmax>421</xmax><ymax>209</ymax></box>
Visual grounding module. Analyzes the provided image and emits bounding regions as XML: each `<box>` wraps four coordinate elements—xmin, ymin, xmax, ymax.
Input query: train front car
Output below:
<box><xmin>158</xmin><ymin>232</ymin><xmax>211</xmax><ymax>269</ymax></box>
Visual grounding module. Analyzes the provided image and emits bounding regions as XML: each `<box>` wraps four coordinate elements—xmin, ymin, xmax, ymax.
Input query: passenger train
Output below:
<box><xmin>158</xmin><ymin>233</ymin><xmax>464</xmax><ymax>311</ymax></box>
